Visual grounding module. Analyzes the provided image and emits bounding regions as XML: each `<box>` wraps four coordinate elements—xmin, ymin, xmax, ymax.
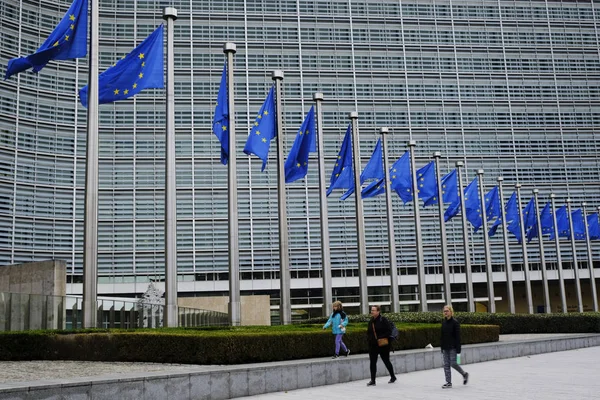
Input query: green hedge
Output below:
<box><xmin>0</xmin><ymin>323</ymin><xmax>498</xmax><ymax>365</ymax></box>
<box><xmin>305</xmin><ymin>312</ymin><xmax>600</xmax><ymax>334</ymax></box>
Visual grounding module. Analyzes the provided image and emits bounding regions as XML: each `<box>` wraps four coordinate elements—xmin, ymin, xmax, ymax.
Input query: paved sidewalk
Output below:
<box><xmin>242</xmin><ymin>346</ymin><xmax>600</xmax><ymax>400</ymax></box>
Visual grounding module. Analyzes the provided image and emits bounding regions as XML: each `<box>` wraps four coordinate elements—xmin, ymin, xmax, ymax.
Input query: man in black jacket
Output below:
<box><xmin>441</xmin><ymin>305</ymin><xmax>469</xmax><ymax>388</ymax></box>
<box><xmin>366</xmin><ymin>305</ymin><xmax>396</xmax><ymax>386</ymax></box>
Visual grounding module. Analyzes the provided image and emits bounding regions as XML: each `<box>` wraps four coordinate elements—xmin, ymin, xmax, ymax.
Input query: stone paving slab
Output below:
<box><xmin>0</xmin><ymin>333</ymin><xmax>598</xmax><ymax>399</ymax></box>
<box><xmin>243</xmin><ymin>346</ymin><xmax>600</xmax><ymax>400</ymax></box>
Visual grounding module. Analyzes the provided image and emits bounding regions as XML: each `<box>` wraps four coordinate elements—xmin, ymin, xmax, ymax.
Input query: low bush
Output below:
<box><xmin>305</xmin><ymin>311</ymin><xmax>600</xmax><ymax>334</ymax></box>
<box><xmin>0</xmin><ymin>323</ymin><xmax>498</xmax><ymax>365</ymax></box>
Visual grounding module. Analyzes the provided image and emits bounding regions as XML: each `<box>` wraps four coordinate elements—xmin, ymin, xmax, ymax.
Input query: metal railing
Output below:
<box><xmin>0</xmin><ymin>292</ymin><xmax>228</xmax><ymax>331</ymax></box>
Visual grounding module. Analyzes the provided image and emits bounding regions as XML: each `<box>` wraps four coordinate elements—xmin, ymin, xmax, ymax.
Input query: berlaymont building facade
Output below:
<box><xmin>2</xmin><ymin>0</ymin><xmax>600</xmax><ymax>320</ymax></box>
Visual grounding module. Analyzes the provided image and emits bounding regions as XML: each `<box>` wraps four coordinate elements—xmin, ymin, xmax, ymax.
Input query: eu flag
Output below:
<box><xmin>571</xmin><ymin>209</ymin><xmax>586</xmax><ymax>240</ymax></box>
<box><xmin>539</xmin><ymin>202</ymin><xmax>553</xmax><ymax>236</ymax></box>
<box><xmin>442</xmin><ymin>169</ymin><xmax>460</xmax><ymax>222</ymax></box>
<box><xmin>80</xmin><ymin>25</ymin><xmax>164</xmax><ymax>108</ymax></box>
<box><xmin>362</xmin><ymin>177</ymin><xmax>385</xmax><ymax>199</ymax></box>
<box><xmin>463</xmin><ymin>177</ymin><xmax>482</xmax><ymax>231</ymax></box>
<box><xmin>486</xmin><ymin>186</ymin><xmax>502</xmax><ymax>237</ymax></box>
<box><xmin>327</xmin><ymin>125</ymin><xmax>353</xmax><ymax>196</ymax></box>
<box><xmin>588</xmin><ymin>213</ymin><xmax>600</xmax><ymax>240</ymax></box>
<box><xmin>243</xmin><ymin>86</ymin><xmax>277</xmax><ymax>171</ymax></box>
<box><xmin>340</xmin><ymin>138</ymin><xmax>383</xmax><ymax>200</ymax></box>
<box><xmin>5</xmin><ymin>0</ymin><xmax>88</xmax><ymax>79</ymax></box>
<box><xmin>553</xmin><ymin>205</ymin><xmax>570</xmax><ymax>239</ymax></box>
<box><xmin>417</xmin><ymin>161</ymin><xmax>437</xmax><ymax>207</ymax></box>
<box><xmin>284</xmin><ymin>106</ymin><xmax>316</xmax><ymax>183</ymax></box>
<box><xmin>213</xmin><ymin>63</ymin><xmax>229</xmax><ymax>165</ymax></box>
<box><xmin>505</xmin><ymin>192</ymin><xmax>521</xmax><ymax>241</ymax></box>
<box><xmin>390</xmin><ymin>151</ymin><xmax>412</xmax><ymax>204</ymax></box>
<box><xmin>523</xmin><ymin>197</ymin><xmax>537</xmax><ymax>243</ymax></box>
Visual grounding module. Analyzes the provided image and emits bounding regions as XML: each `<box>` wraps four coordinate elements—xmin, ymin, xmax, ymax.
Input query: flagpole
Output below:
<box><xmin>515</xmin><ymin>184</ymin><xmax>533</xmax><ymax>314</ymax></box>
<box><xmin>163</xmin><ymin>7</ymin><xmax>178</xmax><ymax>327</ymax></box>
<box><xmin>433</xmin><ymin>153</ymin><xmax>451</xmax><ymax>306</ymax></box>
<box><xmin>533</xmin><ymin>189</ymin><xmax>551</xmax><ymax>314</ymax></box>
<box><xmin>381</xmin><ymin>128</ymin><xmax>399</xmax><ymax>313</ymax></box>
<box><xmin>497</xmin><ymin>177</ymin><xmax>515</xmax><ymax>314</ymax></box>
<box><xmin>550</xmin><ymin>193</ymin><xmax>568</xmax><ymax>313</ymax></box>
<box><xmin>82</xmin><ymin>0</ymin><xmax>100</xmax><ymax>328</ymax></box>
<box><xmin>477</xmin><ymin>170</ymin><xmax>495</xmax><ymax>313</ymax></box>
<box><xmin>225</xmin><ymin>43</ymin><xmax>241</xmax><ymax>326</ymax></box>
<box><xmin>273</xmin><ymin>71</ymin><xmax>291</xmax><ymax>324</ymax></box>
<box><xmin>314</xmin><ymin>93</ymin><xmax>332</xmax><ymax>316</ymax></box>
<box><xmin>349</xmin><ymin>112</ymin><xmax>369</xmax><ymax>314</ymax></box>
<box><xmin>408</xmin><ymin>141</ymin><xmax>427</xmax><ymax>311</ymax></box>
<box><xmin>566</xmin><ymin>198</ymin><xmax>584</xmax><ymax>313</ymax></box>
<box><xmin>456</xmin><ymin>162</ymin><xmax>474</xmax><ymax>312</ymax></box>
<box><xmin>581</xmin><ymin>202</ymin><xmax>599</xmax><ymax>312</ymax></box>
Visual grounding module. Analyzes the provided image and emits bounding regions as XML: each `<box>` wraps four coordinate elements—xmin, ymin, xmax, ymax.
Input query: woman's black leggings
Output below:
<box><xmin>369</xmin><ymin>344</ymin><xmax>395</xmax><ymax>382</ymax></box>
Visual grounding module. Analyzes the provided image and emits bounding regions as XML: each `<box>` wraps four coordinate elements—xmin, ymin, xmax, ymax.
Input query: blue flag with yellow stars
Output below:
<box><xmin>79</xmin><ymin>24</ymin><xmax>164</xmax><ymax>108</ymax></box>
<box><xmin>390</xmin><ymin>151</ymin><xmax>412</xmax><ymax>204</ymax></box>
<box><xmin>284</xmin><ymin>106</ymin><xmax>316</xmax><ymax>183</ymax></box>
<box><xmin>361</xmin><ymin>177</ymin><xmax>385</xmax><ymax>199</ymax></box>
<box><xmin>213</xmin><ymin>63</ymin><xmax>229</xmax><ymax>165</ymax></box>
<box><xmin>553</xmin><ymin>205</ymin><xmax>570</xmax><ymax>239</ymax></box>
<box><xmin>327</xmin><ymin>125</ymin><xmax>353</xmax><ymax>196</ymax></box>
<box><xmin>5</xmin><ymin>0</ymin><xmax>88</xmax><ymax>80</ymax></box>
<box><xmin>587</xmin><ymin>213</ymin><xmax>600</xmax><ymax>240</ymax></box>
<box><xmin>416</xmin><ymin>161</ymin><xmax>437</xmax><ymax>207</ymax></box>
<box><xmin>539</xmin><ymin>202</ymin><xmax>553</xmax><ymax>237</ymax></box>
<box><xmin>523</xmin><ymin>197</ymin><xmax>538</xmax><ymax>243</ymax></box>
<box><xmin>442</xmin><ymin>169</ymin><xmax>460</xmax><ymax>222</ymax></box>
<box><xmin>571</xmin><ymin>209</ymin><xmax>586</xmax><ymax>240</ymax></box>
<box><xmin>486</xmin><ymin>186</ymin><xmax>503</xmax><ymax>237</ymax></box>
<box><xmin>463</xmin><ymin>177</ymin><xmax>482</xmax><ymax>231</ymax></box>
<box><xmin>505</xmin><ymin>192</ymin><xmax>522</xmax><ymax>241</ymax></box>
<box><xmin>340</xmin><ymin>138</ymin><xmax>383</xmax><ymax>200</ymax></box>
<box><xmin>243</xmin><ymin>86</ymin><xmax>277</xmax><ymax>171</ymax></box>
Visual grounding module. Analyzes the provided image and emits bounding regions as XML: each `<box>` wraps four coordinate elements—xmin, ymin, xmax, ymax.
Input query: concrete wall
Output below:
<box><xmin>0</xmin><ymin>260</ymin><xmax>67</xmax><ymax>331</ymax></box>
<box><xmin>0</xmin><ymin>260</ymin><xmax>66</xmax><ymax>296</ymax></box>
<box><xmin>178</xmin><ymin>295</ymin><xmax>270</xmax><ymax>326</ymax></box>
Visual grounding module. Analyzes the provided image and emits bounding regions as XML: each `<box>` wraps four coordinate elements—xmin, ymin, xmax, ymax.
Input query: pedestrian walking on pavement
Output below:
<box><xmin>441</xmin><ymin>304</ymin><xmax>469</xmax><ymax>389</ymax></box>
<box><xmin>366</xmin><ymin>305</ymin><xmax>396</xmax><ymax>386</ymax></box>
<box><xmin>323</xmin><ymin>301</ymin><xmax>350</xmax><ymax>358</ymax></box>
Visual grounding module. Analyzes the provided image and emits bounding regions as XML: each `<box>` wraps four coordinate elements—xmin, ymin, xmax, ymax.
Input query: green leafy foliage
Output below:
<box><xmin>0</xmin><ymin>322</ymin><xmax>498</xmax><ymax>365</ymax></box>
<box><xmin>305</xmin><ymin>311</ymin><xmax>600</xmax><ymax>334</ymax></box>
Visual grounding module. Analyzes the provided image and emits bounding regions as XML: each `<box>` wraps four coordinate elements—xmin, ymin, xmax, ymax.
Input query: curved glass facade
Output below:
<box><xmin>1</xmin><ymin>0</ymin><xmax>600</xmax><ymax>312</ymax></box>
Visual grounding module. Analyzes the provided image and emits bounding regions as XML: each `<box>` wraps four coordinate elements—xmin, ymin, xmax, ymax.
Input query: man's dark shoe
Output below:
<box><xmin>463</xmin><ymin>372</ymin><xmax>469</xmax><ymax>385</ymax></box>
<box><xmin>331</xmin><ymin>354</ymin><xmax>339</xmax><ymax>359</ymax></box>
<box><xmin>442</xmin><ymin>383</ymin><xmax>452</xmax><ymax>389</ymax></box>
<box><xmin>389</xmin><ymin>377</ymin><xmax>397</xmax><ymax>384</ymax></box>
<box><xmin>343</xmin><ymin>348</ymin><xmax>350</xmax><ymax>357</ymax></box>
<box><xmin>366</xmin><ymin>381</ymin><xmax>376</xmax><ymax>386</ymax></box>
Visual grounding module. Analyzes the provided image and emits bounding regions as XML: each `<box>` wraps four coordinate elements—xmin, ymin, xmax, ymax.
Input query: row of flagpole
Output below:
<box><xmin>7</xmin><ymin>0</ymin><xmax>599</xmax><ymax>325</ymax></box>
<box><xmin>216</xmin><ymin>38</ymin><xmax>600</xmax><ymax>322</ymax></box>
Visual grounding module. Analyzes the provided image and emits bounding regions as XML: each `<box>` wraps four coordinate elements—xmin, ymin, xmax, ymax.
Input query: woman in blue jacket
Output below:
<box><xmin>323</xmin><ymin>301</ymin><xmax>350</xmax><ymax>358</ymax></box>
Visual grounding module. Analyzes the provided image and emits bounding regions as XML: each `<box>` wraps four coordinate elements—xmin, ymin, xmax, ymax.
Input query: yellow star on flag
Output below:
<box><xmin>139</xmin><ymin>53</ymin><xmax>145</xmax><ymax>59</ymax></box>
<box><xmin>133</xmin><ymin>83</ymin><xmax>137</xmax><ymax>89</ymax></box>
<box><xmin>138</xmin><ymin>72</ymin><xmax>143</xmax><ymax>79</ymax></box>
<box><xmin>114</xmin><ymin>89</ymin><xmax>119</xmax><ymax>95</ymax></box>
<box><xmin>262</xmin><ymin>138</ymin><xmax>267</xmax><ymax>143</ymax></box>
<box><xmin>69</xmin><ymin>14</ymin><xmax>75</xmax><ymax>21</ymax></box>
<box><xmin>124</xmin><ymin>89</ymin><xmax>129</xmax><ymax>95</ymax></box>
<box><xmin>255</xmin><ymin>130</ymin><xmax>261</xmax><ymax>135</ymax></box>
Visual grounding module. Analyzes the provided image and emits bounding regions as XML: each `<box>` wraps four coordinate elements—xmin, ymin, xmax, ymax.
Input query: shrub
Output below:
<box><xmin>0</xmin><ymin>323</ymin><xmax>498</xmax><ymax>365</ymax></box>
<box><xmin>304</xmin><ymin>311</ymin><xmax>600</xmax><ymax>334</ymax></box>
